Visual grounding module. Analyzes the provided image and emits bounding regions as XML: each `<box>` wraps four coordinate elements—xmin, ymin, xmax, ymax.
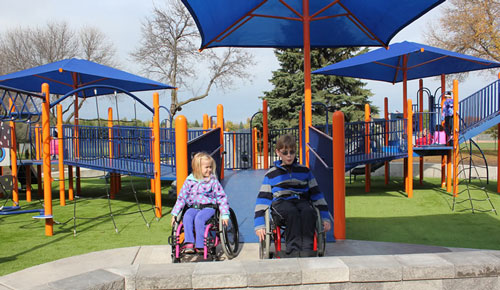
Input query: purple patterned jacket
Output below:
<box><xmin>171</xmin><ymin>174</ymin><xmax>230</xmax><ymax>219</ymax></box>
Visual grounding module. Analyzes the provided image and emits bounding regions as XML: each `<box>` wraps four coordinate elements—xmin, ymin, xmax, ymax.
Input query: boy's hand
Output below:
<box><xmin>171</xmin><ymin>216</ymin><xmax>176</xmax><ymax>226</ymax></box>
<box><xmin>255</xmin><ymin>228</ymin><xmax>265</xmax><ymax>241</ymax></box>
<box><xmin>222</xmin><ymin>218</ymin><xmax>229</xmax><ymax>227</ymax></box>
<box><xmin>323</xmin><ymin>220</ymin><xmax>331</xmax><ymax>232</ymax></box>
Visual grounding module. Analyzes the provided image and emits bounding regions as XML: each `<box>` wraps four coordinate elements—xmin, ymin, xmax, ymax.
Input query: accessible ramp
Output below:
<box><xmin>222</xmin><ymin>169</ymin><xmax>267</xmax><ymax>243</ymax></box>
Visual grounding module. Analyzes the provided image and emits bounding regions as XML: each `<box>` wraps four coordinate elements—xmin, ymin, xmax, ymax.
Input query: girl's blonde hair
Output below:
<box><xmin>191</xmin><ymin>152</ymin><xmax>217</xmax><ymax>180</ymax></box>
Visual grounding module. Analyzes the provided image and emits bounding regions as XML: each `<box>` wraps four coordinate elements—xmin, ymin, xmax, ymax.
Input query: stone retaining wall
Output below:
<box><xmin>36</xmin><ymin>250</ymin><xmax>500</xmax><ymax>290</ymax></box>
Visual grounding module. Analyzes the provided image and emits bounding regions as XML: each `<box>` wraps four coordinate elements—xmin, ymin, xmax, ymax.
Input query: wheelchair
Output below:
<box><xmin>168</xmin><ymin>205</ymin><xmax>239</xmax><ymax>262</ymax></box>
<box><xmin>259</xmin><ymin>205</ymin><xmax>326</xmax><ymax>259</ymax></box>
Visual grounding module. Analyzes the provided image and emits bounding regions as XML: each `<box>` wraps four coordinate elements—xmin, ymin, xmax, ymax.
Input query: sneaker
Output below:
<box><xmin>196</xmin><ymin>248</ymin><xmax>205</xmax><ymax>255</ymax></box>
<box><xmin>183</xmin><ymin>243</ymin><xmax>195</xmax><ymax>254</ymax></box>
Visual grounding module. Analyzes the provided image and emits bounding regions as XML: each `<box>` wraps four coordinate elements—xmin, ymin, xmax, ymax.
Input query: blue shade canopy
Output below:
<box><xmin>181</xmin><ymin>0</ymin><xmax>445</xmax><ymax>49</ymax></box>
<box><xmin>0</xmin><ymin>58</ymin><xmax>174</xmax><ymax>97</ymax></box>
<box><xmin>313</xmin><ymin>41</ymin><xmax>500</xmax><ymax>83</ymax></box>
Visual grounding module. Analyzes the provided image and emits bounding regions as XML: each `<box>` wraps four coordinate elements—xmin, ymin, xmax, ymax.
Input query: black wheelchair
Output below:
<box><xmin>168</xmin><ymin>206</ymin><xmax>239</xmax><ymax>262</ymax></box>
<box><xmin>259</xmin><ymin>205</ymin><xmax>326</xmax><ymax>259</ymax></box>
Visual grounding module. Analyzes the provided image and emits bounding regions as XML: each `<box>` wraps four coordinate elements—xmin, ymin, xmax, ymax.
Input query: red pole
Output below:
<box><xmin>333</xmin><ymin>111</ymin><xmax>345</xmax><ymax>240</ymax></box>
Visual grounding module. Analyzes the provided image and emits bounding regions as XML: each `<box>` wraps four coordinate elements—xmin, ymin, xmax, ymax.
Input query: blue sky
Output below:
<box><xmin>0</xmin><ymin>1</ymin><xmax>497</xmax><ymax>124</ymax></box>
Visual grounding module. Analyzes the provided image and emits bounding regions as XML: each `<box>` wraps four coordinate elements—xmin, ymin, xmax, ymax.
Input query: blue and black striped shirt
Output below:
<box><xmin>254</xmin><ymin>160</ymin><xmax>332</xmax><ymax>230</ymax></box>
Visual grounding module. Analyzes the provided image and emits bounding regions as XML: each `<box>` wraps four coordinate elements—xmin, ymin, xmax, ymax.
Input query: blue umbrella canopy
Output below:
<box><xmin>0</xmin><ymin>58</ymin><xmax>174</xmax><ymax>96</ymax></box>
<box><xmin>313</xmin><ymin>41</ymin><xmax>500</xmax><ymax>83</ymax></box>
<box><xmin>182</xmin><ymin>0</ymin><xmax>445</xmax><ymax>49</ymax></box>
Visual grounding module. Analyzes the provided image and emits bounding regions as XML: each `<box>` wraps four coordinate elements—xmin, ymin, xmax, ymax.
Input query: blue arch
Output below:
<box><xmin>50</xmin><ymin>84</ymin><xmax>154</xmax><ymax>113</ymax></box>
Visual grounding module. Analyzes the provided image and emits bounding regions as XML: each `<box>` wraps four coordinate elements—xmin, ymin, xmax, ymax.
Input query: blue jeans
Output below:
<box><xmin>183</xmin><ymin>207</ymin><xmax>215</xmax><ymax>248</ymax></box>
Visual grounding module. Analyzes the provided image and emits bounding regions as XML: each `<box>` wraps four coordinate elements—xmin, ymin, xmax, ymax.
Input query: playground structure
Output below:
<box><xmin>1</xmin><ymin>65</ymin><xmax>500</xmax><ymax>241</ymax></box>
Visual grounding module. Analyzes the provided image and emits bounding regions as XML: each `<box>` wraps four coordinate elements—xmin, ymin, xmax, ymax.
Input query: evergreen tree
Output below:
<box><xmin>263</xmin><ymin>48</ymin><xmax>378</xmax><ymax>128</ymax></box>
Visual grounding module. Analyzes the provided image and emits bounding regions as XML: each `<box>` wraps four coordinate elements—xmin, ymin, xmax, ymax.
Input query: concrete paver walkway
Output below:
<box><xmin>1</xmin><ymin>240</ymin><xmax>498</xmax><ymax>290</ymax></box>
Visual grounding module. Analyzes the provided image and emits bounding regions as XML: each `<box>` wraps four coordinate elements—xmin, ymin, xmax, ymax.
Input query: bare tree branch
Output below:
<box><xmin>131</xmin><ymin>0</ymin><xmax>256</xmax><ymax>117</ymax></box>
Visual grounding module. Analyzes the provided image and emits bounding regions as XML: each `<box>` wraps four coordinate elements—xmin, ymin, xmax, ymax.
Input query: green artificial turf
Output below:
<box><xmin>0</xmin><ymin>176</ymin><xmax>174</xmax><ymax>276</ymax></box>
<box><xmin>2</xmin><ymin>174</ymin><xmax>500</xmax><ymax>276</ymax></box>
<box><xmin>346</xmin><ymin>177</ymin><xmax>500</xmax><ymax>250</ymax></box>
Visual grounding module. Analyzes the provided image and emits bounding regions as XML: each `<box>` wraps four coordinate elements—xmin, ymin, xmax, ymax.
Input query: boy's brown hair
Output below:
<box><xmin>191</xmin><ymin>152</ymin><xmax>216</xmax><ymax>180</ymax></box>
<box><xmin>275</xmin><ymin>134</ymin><xmax>297</xmax><ymax>151</ymax></box>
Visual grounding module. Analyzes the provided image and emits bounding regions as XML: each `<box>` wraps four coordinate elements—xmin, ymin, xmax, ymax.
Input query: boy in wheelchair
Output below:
<box><xmin>170</xmin><ymin>152</ymin><xmax>238</xmax><ymax>261</ymax></box>
<box><xmin>254</xmin><ymin>134</ymin><xmax>332</xmax><ymax>258</ymax></box>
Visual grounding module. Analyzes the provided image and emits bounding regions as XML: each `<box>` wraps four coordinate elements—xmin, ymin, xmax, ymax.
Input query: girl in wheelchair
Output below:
<box><xmin>171</xmin><ymin>152</ymin><xmax>231</xmax><ymax>256</ymax></box>
<box><xmin>254</xmin><ymin>134</ymin><xmax>332</xmax><ymax>258</ymax></box>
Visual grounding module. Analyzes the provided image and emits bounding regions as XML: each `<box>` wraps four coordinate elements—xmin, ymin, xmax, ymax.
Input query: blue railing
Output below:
<box><xmin>459</xmin><ymin>79</ymin><xmax>500</xmax><ymax>132</ymax></box>
<box><xmin>345</xmin><ymin>118</ymin><xmax>407</xmax><ymax>167</ymax></box>
<box><xmin>223</xmin><ymin>130</ymin><xmax>252</xmax><ymax>170</ymax></box>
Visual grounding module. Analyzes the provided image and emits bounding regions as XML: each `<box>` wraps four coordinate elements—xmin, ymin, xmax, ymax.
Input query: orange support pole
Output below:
<box><xmin>153</xmin><ymin>92</ymin><xmax>162</xmax><ymax>217</ymax></box>
<box><xmin>407</xmin><ymin>99</ymin><xmax>414</xmax><ymax>198</ymax></box>
<box><xmin>419</xmin><ymin>79</ymin><xmax>424</xmax><ymax>186</ymax></box>
<box><xmin>333</xmin><ymin>111</ymin><xmax>346</xmax><ymax>240</ymax></box>
<box><xmin>252</xmin><ymin>128</ymin><xmax>257</xmax><ymax>169</ymax></box>
<box><xmin>303</xmin><ymin>0</ymin><xmax>311</xmax><ymax>167</ymax></box>
<box><xmin>42</xmin><ymin>83</ymin><xmax>53</xmax><ymax>236</ymax></box>
<box><xmin>25</xmin><ymin>165</ymin><xmax>31</xmax><ymax>202</ymax></box>
<box><xmin>299</xmin><ymin>109</ymin><xmax>303</xmax><ymax>165</ymax></box>
<box><xmin>108</xmin><ymin>107</ymin><xmax>115</xmax><ymax>199</ymax></box>
<box><xmin>35</xmin><ymin>125</ymin><xmax>41</xmax><ymax>160</ymax></box>
<box><xmin>364</xmin><ymin>104</ymin><xmax>371</xmax><ymax>193</ymax></box>
<box><xmin>217</xmin><ymin>104</ymin><xmax>224</xmax><ymax>179</ymax></box>
<box><xmin>384</xmin><ymin>97</ymin><xmax>389</xmax><ymax>185</ymax></box>
<box><xmin>175</xmin><ymin>115</ymin><xmax>188</xmax><ymax>196</ymax></box>
<box><xmin>232</xmin><ymin>132</ymin><xmax>236</xmax><ymax>169</ymax></box>
<box><xmin>57</xmin><ymin>104</ymin><xmax>65</xmax><ymax>206</ymax></box>
<box><xmin>262</xmin><ymin>100</ymin><xmax>269</xmax><ymax>169</ymax></box>
<box><xmin>9</xmin><ymin>98</ymin><xmax>18</xmax><ymax>205</ymax></box>
<box><xmin>441</xmin><ymin>74</ymin><xmax>446</xmax><ymax>188</ymax></box>
<box><xmin>452</xmin><ymin>80</ymin><xmax>459</xmax><ymax>197</ymax></box>
<box><xmin>203</xmin><ymin>114</ymin><xmax>209</xmax><ymax>132</ymax></box>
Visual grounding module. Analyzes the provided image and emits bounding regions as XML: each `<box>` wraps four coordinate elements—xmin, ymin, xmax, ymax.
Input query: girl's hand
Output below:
<box><xmin>323</xmin><ymin>220</ymin><xmax>331</xmax><ymax>232</ymax></box>
<box><xmin>171</xmin><ymin>216</ymin><xmax>176</xmax><ymax>226</ymax></box>
<box><xmin>255</xmin><ymin>228</ymin><xmax>265</xmax><ymax>241</ymax></box>
<box><xmin>222</xmin><ymin>218</ymin><xmax>229</xmax><ymax>227</ymax></box>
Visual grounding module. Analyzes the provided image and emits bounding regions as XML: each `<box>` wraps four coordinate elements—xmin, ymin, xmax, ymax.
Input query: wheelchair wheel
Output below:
<box><xmin>314</xmin><ymin>208</ymin><xmax>326</xmax><ymax>257</ymax></box>
<box><xmin>259</xmin><ymin>208</ymin><xmax>271</xmax><ymax>259</ymax></box>
<box><xmin>169</xmin><ymin>222</ymin><xmax>182</xmax><ymax>263</ymax></box>
<box><xmin>220</xmin><ymin>208</ymin><xmax>239</xmax><ymax>259</ymax></box>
